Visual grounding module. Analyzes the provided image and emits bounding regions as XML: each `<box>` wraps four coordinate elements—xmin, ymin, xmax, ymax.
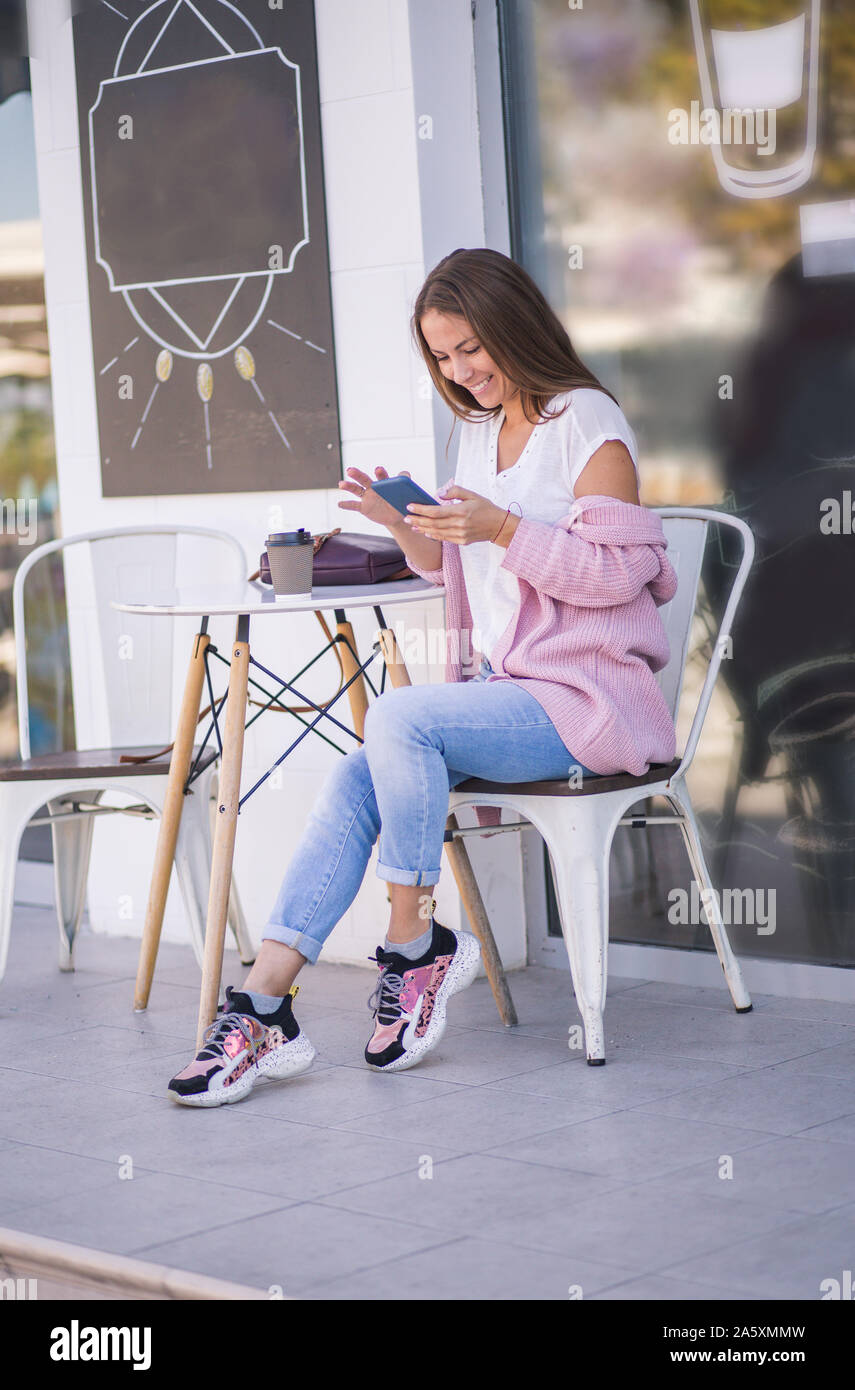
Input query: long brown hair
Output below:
<box><xmin>412</xmin><ymin>247</ymin><xmax>618</xmax><ymax>426</ymax></box>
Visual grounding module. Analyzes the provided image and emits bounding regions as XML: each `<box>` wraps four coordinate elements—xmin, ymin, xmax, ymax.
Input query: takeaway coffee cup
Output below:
<box><xmin>266</xmin><ymin>529</ymin><xmax>314</xmax><ymax>598</ymax></box>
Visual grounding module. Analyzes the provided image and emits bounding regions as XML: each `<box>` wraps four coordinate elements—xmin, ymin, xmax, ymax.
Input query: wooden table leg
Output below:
<box><xmin>196</xmin><ymin>616</ymin><xmax>250</xmax><ymax>1047</ymax></box>
<box><xmin>376</xmin><ymin>625</ymin><xmax>517</xmax><ymax>1027</ymax></box>
<box><xmin>377</xmin><ymin>626</ymin><xmax>409</xmax><ymax>690</ymax></box>
<box><xmin>134</xmin><ymin>627</ymin><xmax>210</xmax><ymax>1012</ymax></box>
<box><xmin>335</xmin><ymin>609</ymin><xmax>369</xmax><ymax>740</ymax></box>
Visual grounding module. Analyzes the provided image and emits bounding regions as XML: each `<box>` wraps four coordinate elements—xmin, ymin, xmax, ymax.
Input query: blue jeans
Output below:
<box><xmin>262</xmin><ymin>659</ymin><xmax>597</xmax><ymax>963</ymax></box>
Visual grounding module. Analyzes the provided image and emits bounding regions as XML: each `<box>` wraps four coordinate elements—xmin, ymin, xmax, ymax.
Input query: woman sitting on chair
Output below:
<box><xmin>168</xmin><ymin>247</ymin><xmax>678</xmax><ymax>1107</ymax></box>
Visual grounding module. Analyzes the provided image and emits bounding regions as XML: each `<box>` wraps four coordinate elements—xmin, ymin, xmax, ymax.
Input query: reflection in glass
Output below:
<box><xmin>0</xmin><ymin>88</ymin><xmax>63</xmax><ymax>761</ymax></box>
<box><xmin>500</xmin><ymin>0</ymin><xmax>855</xmax><ymax>966</ymax></box>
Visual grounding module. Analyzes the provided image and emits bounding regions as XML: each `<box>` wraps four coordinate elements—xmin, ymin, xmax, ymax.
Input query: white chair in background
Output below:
<box><xmin>0</xmin><ymin>525</ymin><xmax>255</xmax><ymax>983</ymax></box>
<box><xmin>449</xmin><ymin>507</ymin><xmax>755</xmax><ymax>1063</ymax></box>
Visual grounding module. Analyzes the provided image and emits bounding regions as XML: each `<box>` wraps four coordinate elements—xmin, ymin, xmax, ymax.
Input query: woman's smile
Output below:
<box><xmin>467</xmin><ymin>374</ymin><xmax>494</xmax><ymax>396</ymax></box>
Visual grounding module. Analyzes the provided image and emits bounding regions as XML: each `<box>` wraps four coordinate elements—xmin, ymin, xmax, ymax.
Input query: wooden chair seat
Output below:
<box><xmin>0</xmin><ymin>746</ymin><xmax>217</xmax><ymax>782</ymax></box>
<box><xmin>454</xmin><ymin>757</ymin><xmax>681</xmax><ymax>799</ymax></box>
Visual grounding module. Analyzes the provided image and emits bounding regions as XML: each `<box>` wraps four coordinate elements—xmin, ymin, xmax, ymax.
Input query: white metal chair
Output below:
<box><xmin>449</xmin><ymin>507</ymin><xmax>755</xmax><ymax>1064</ymax></box>
<box><xmin>0</xmin><ymin>525</ymin><xmax>255</xmax><ymax>982</ymax></box>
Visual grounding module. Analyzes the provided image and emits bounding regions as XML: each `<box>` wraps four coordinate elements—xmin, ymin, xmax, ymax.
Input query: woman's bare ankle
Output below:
<box><xmin>385</xmin><ymin>886</ymin><xmax>436</xmax><ymax>945</ymax></box>
<box><xmin>243</xmin><ymin>940</ymin><xmax>307</xmax><ymax>996</ymax></box>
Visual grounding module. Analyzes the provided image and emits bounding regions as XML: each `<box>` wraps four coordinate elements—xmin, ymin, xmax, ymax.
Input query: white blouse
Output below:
<box><xmin>454</xmin><ymin>388</ymin><xmax>640</xmax><ymax>663</ymax></box>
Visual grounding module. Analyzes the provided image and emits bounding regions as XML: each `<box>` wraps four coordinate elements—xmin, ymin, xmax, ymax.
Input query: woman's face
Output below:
<box><xmin>420</xmin><ymin>310</ymin><xmax>515</xmax><ymax>411</ymax></box>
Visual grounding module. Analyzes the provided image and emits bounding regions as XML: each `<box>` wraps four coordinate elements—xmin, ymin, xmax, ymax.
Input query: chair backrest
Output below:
<box><xmin>13</xmin><ymin>525</ymin><xmax>246</xmax><ymax>760</ymax></box>
<box><xmin>654</xmin><ymin>508</ymin><xmax>754</xmax><ymax>777</ymax></box>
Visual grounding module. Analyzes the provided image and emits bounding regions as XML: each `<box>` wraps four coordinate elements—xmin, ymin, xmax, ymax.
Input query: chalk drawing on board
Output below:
<box><xmin>88</xmin><ymin>0</ymin><xmax>313</xmax><ymax>361</ymax></box>
<box><xmin>85</xmin><ymin>0</ymin><xmax>330</xmax><ymax>472</ymax></box>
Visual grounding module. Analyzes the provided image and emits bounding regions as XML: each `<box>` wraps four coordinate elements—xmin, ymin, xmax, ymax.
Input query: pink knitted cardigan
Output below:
<box><xmin>406</xmin><ymin>492</ymin><xmax>679</xmax><ymax>812</ymax></box>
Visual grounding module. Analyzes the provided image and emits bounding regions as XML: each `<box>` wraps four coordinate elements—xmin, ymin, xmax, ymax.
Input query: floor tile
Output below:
<box><xmin>317</xmin><ymin>1152</ymin><xmax>624</xmax><ymax>1232</ymax></box>
<box><xmin>749</xmin><ymin>995</ymin><xmax>855</xmax><ymax>1027</ymax></box>
<box><xmin>796</xmin><ymin>1113</ymin><xmax>855</xmax><ymax>1146</ymax></box>
<box><xmin>388</xmin><ymin>1025</ymin><xmax>576</xmax><ymax>1085</ymax></box>
<box><xmin>589</xmin><ymin>1273</ymin><xmax>752</xmax><ymax>1300</ymax></box>
<box><xmin>664</xmin><ymin>1135</ymin><xmax>855</xmax><ymax>1215</ymax></box>
<box><xmin>487</xmin><ymin>1109</ymin><xmax>774</xmax><ymax>1181</ymax></box>
<box><xmin>3</xmin><ymin>1091</ymin><xmax>464</xmax><ymax>1201</ymax></box>
<box><xmin>0</xmin><ymin>1143</ymin><xmax>132</xmax><ymax>1212</ymax></box>
<box><xmin>625</xmin><ymin>981</ymin><xmax>776</xmax><ymax>1014</ymax></box>
<box><xmin>0</xmin><ymin>1006</ymin><xmax>78</xmax><ymax>1045</ymax></box>
<box><xmin>597</xmin><ymin>994</ymin><xmax>854</xmax><ymax>1068</ymax></box>
<box><xmin>136</xmin><ymin>1202</ymin><xmax>449</xmax><ymax>1293</ymax></box>
<box><xmin>0</xmin><ymin>1025</ymin><xmax>194</xmax><ymax>1083</ymax></box>
<box><xmin>635</xmin><ymin>1066</ymin><xmax>855</xmax><ymax>1137</ymax></box>
<box><xmin>8</xmin><ymin>1169</ymin><xmax>290</xmax><ymax>1256</ymax></box>
<box><xmin>479</xmin><ymin>1178</ymin><xmax>803</xmax><ymax>1273</ymax></box>
<box><xmin>664</xmin><ymin>1205</ymin><xmax>855</xmax><ymax>1300</ymax></box>
<box><xmin>307</xmin><ymin>1236</ymin><xmax>627</xmax><ymax>1300</ymax></box>
<box><xmin>765</xmin><ymin>1041</ymin><xmax>855</xmax><ymax>1080</ymax></box>
<box><xmin>236</xmin><ymin>1061</ymin><xmax>462</xmax><ymax>1124</ymax></box>
<box><xmin>336</xmin><ymin>1084</ymin><xmax>608</xmax><ymax>1152</ymax></box>
<box><xmin>485</xmin><ymin>1050</ymin><xmax>747</xmax><ymax>1110</ymax></box>
<box><xmin>452</xmin><ymin>971</ymin><xmax>649</xmax><ymax>1036</ymax></box>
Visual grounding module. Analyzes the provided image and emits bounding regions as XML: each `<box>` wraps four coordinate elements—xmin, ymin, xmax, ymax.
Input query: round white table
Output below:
<box><xmin>112</xmin><ymin>576</ymin><xmax>443</xmax><ymax>618</ymax></box>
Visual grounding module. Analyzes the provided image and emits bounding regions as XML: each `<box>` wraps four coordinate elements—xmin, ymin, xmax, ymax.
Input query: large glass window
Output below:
<box><xmin>0</xmin><ymin>73</ymin><xmax>64</xmax><ymax>762</ymax></box>
<box><xmin>500</xmin><ymin>0</ymin><xmax>855</xmax><ymax>966</ymax></box>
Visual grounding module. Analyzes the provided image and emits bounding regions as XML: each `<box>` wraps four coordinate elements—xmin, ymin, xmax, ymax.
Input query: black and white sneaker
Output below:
<box><xmin>364</xmin><ymin>919</ymin><xmax>481</xmax><ymax>1072</ymax></box>
<box><xmin>167</xmin><ymin>986</ymin><xmax>316</xmax><ymax>1107</ymax></box>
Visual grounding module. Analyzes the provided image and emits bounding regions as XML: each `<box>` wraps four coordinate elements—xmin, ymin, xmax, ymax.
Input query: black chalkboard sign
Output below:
<box><xmin>73</xmin><ymin>0</ymin><xmax>340</xmax><ymax>497</ymax></box>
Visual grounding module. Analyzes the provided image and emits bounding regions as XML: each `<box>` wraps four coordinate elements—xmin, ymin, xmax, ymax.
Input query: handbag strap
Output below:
<box><xmin>247</xmin><ymin>527</ymin><xmax>341</xmax><ymax>583</ymax></box>
<box><xmin>313</xmin><ymin>526</ymin><xmax>341</xmax><ymax>555</ymax></box>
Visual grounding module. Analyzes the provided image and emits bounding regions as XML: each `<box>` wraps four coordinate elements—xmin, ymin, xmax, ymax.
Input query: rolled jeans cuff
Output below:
<box><xmin>376</xmin><ymin>860</ymin><xmax>442</xmax><ymax>887</ymax></box>
<box><xmin>260</xmin><ymin>921</ymin><xmax>324</xmax><ymax>965</ymax></box>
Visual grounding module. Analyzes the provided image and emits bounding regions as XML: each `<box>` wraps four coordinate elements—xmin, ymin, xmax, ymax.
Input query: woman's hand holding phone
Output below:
<box><xmin>405</xmin><ymin>484</ymin><xmax>518</xmax><ymax>547</ymax></box>
<box><xmin>337</xmin><ymin>466</ymin><xmax>412</xmax><ymax>529</ymax></box>
<box><xmin>337</xmin><ymin>466</ymin><xmax>443</xmax><ymax>570</ymax></box>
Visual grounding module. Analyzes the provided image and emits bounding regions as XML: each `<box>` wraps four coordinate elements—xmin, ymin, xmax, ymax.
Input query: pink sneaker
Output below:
<box><xmin>365</xmin><ymin>920</ymin><xmax>481</xmax><ymax>1072</ymax></box>
<box><xmin>168</xmin><ymin>987</ymin><xmax>315</xmax><ymax>1107</ymax></box>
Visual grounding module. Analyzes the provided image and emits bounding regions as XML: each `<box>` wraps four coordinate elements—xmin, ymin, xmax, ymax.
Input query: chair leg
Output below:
<box><xmin>669</xmin><ymin>787</ymin><xmax>753</xmax><ymax>1012</ymax></box>
<box><xmin>197</xmin><ymin>622</ymin><xmax>250</xmax><ymax>1046</ymax></box>
<box><xmin>208</xmin><ymin>773</ymin><xmax>255</xmax><ymax>965</ymax></box>
<box><xmin>204</xmin><ymin>772</ymin><xmax>257</xmax><ymax>967</ymax></box>
<box><xmin>173</xmin><ymin>787</ymin><xmax>210</xmax><ymax>972</ymax></box>
<box><xmin>0</xmin><ymin>798</ymin><xmax>26</xmax><ymax>985</ymax></box>
<box><xmin>48</xmin><ymin>793</ymin><xmax>101</xmax><ymax>972</ymax></box>
<box><xmin>542</xmin><ymin>812</ymin><xmax>613</xmax><ymax>1064</ymax></box>
<box><xmin>174</xmin><ymin>773</ymin><xmax>256</xmax><ymax>972</ymax></box>
<box><xmin>227</xmin><ymin>875</ymin><xmax>255</xmax><ymax>966</ymax></box>
<box><xmin>444</xmin><ymin>813</ymin><xmax>518</xmax><ymax>1028</ymax></box>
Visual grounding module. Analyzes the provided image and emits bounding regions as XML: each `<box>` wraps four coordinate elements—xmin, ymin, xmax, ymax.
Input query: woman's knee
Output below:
<box><xmin>363</xmin><ymin>686</ymin><xmax>429</xmax><ymax>756</ymax></box>
<box><xmin>313</xmin><ymin>745</ymin><xmax>373</xmax><ymax>814</ymax></box>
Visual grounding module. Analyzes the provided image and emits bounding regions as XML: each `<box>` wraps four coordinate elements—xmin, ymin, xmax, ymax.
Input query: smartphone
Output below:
<box><xmin>370</xmin><ymin>475</ymin><xmax>439</xmax><ymax>516</ymax></box>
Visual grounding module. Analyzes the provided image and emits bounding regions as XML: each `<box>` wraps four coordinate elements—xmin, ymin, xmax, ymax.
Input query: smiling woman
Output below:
<box><xmin>397</xmin><ymin>248</ymin><xmax>643</xmax><ymax>668</ymax></box>
<box><xmin>412</xmin><ymin>246</ymin><xmax>619</xmax><ymax>423</ymax></box>
<box><xmin>168</xmin><ymin>246</ymin><xmax>677</xmax><ymax>1108</ymax></box>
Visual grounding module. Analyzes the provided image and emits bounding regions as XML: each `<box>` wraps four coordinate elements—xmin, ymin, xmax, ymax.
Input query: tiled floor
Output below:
<box><xmin>2</xmin><ymin>900</ymin><xmax>855</xmax><ymax>1301</ymax></box>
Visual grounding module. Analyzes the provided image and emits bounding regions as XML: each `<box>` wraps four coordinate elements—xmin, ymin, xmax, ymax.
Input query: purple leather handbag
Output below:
<box><xmin>259</xmin><ymin>529</ymin><xmax>412</xmax><ymax>587</ymax></box>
